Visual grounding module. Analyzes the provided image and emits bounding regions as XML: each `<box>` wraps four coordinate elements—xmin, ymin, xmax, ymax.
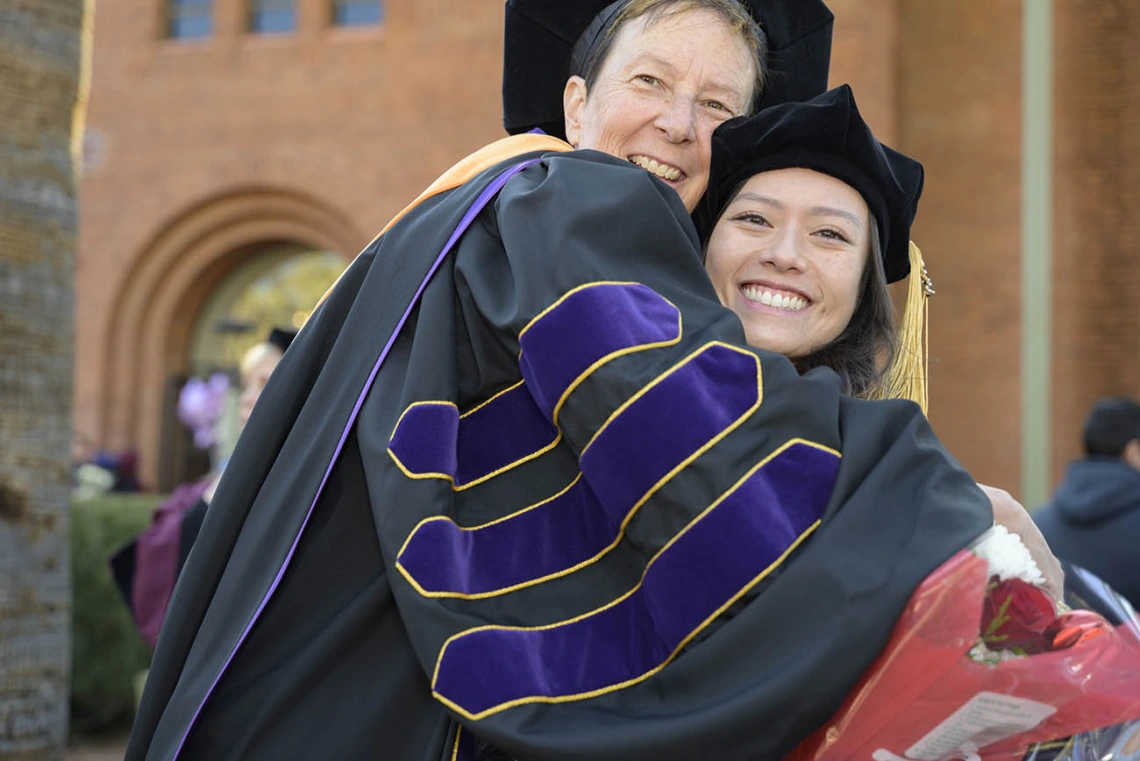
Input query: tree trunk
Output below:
<box><xmin>0</xmin><ymin>0</ymin><xmax>90</xmax><ymax>758</ymax></box>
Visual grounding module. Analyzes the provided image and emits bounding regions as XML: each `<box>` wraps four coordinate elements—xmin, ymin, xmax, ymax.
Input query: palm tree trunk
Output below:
<box><xmin>0</xmin><ymin>0</ymin><xmax>91</xmax><ymax>758</ymax></box>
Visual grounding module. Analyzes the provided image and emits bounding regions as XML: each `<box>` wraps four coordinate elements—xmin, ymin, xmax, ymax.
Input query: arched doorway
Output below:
<box><xmin>158</xmin><ymin>245</ymin><xmax>345</xmax><ymax>490</ymax></box>
<box><xmin>99</xmin><ymin>187</ymin><xmax>364</xmax><ymax>491</ymax></box>
<box><xmin>187</xmin><ymin>244</ymin><xmax>342</xmax><ymax>374</ymax></box>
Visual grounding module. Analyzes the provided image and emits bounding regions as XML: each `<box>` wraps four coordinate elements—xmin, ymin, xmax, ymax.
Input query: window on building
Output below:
<box><xmin>167</xmin><ymin>0</ymin><xmax>212</xmax><ymax>39</ymax></box>
<box><xmin>332</xmin><ymin>0</ymin><xmax>383</xmax><ymax>27</ymax></box>
<box><xmin>250</xmin><ymin>0</ymin><xmax>296</xmax><ymax>34</ymax></box>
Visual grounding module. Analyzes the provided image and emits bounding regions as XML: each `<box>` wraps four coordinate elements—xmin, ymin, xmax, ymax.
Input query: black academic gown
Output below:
<box><xmin>126</xmin><ymin>141</ymin><xmax>992</xmax><ymax>761</ymax></box>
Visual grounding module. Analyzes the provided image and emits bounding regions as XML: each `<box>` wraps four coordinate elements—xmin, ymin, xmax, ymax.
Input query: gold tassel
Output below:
<box><xmin>881</xmin><ymin>241</ymin><xmax>934</xmax><ymax>414</ymax></box>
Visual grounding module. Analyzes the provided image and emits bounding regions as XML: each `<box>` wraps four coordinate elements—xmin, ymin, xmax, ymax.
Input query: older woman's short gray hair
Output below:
<box><xmin>580</xmin><ymin>0</ymin><xmax>768</xmax><ymax>115</ymax></box>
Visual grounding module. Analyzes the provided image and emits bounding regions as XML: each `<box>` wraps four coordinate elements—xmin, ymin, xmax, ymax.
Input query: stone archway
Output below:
<box><xmin>100</xmin><ymin>187</ymin><xmax>363</xmax><ymax>489</ymax></box>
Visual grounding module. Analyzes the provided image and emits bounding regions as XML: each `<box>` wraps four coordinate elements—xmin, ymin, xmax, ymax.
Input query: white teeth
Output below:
<box><xmin>741</xmin><ymin>286</ymin><xmax>808</xmax><ymax>311</ymax></box>
<box><xmin>629</xmin><ymin>156</ymin><xmax>682</xmax><ymax>181</ymax></box>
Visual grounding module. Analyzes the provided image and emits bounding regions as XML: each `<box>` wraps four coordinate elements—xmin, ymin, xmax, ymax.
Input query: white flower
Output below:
<box><xmin>967</xmin><ymin>641</ymin><xmax>1025</xmax><ymax>666</ymax></box>
<box><xmin>972</xmin><ymin>525</ymin><xmax>1046</xmax><ymax>587</ymax></box>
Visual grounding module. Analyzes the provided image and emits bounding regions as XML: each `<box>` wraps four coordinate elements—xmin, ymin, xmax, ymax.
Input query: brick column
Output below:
<box><xmin>1051</xmin><ymin>0</ymin><xmax>1140</xmax><ymax>479</ymax></box>
<box><xmin>897</xmin><ymin>0</ymin><xmax>1025</xmax><ymax>492</ymax></box>
<box><xmin>827</xmin><ymin>0</ymin><xmax>901</xmax><ymax>145</ymax></box>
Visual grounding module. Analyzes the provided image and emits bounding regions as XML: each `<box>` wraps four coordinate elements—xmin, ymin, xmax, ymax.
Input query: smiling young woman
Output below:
<box><xmin>698</xmin><ymin>84</ymin><xmax>921</xmax><ymax>403</ymax></box>
<box><xmin>705</xmin><ymin>168</ymin><xmax>874</xmax><ymax>360</ymax></box>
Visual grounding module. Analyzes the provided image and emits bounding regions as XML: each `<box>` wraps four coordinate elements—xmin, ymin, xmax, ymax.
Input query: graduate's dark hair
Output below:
<box><xmin>580</xmin><ymin>0</ymin><xmax>769</xmax><ymax>115</ymax></box>
<box><xmin>706</xmin><ymin>188</ymin><xmax>898</xmax><ymax>400</ymax></box>
<box><xmin>1083</xmin><ymin>397</ymin><xmax>1140</xmax><ymax>458</ymax></box>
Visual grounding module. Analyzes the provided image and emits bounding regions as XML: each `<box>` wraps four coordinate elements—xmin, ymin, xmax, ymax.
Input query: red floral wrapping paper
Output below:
<box><xmin>785</xmin><ymin>551</ymin><xmax>1140</xmax><ymax>761</ymax></box>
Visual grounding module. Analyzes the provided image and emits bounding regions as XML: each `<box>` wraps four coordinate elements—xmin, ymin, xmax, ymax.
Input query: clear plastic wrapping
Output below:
<box><xmin>1022</xmin><ymin>719</ymin><xmax>1140</xmax><ymax>761</ymax></box>
<box><xmin>785</xmin><ymin>541</ymin><xmax>1140</xmax><ymax>761</ymax></box>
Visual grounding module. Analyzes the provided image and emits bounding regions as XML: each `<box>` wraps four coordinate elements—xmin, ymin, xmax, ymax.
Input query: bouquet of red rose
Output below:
<box><xmin>785</xmin><ymin>527</ymin><xmax>1140</xmax><ymax>761</ymax></box>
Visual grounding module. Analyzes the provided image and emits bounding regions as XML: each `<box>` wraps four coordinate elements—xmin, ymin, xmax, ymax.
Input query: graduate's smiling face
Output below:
<box><xmin>562</xmin><ymin>9</ymin><xmax>757</xmax><ymax>212</ymax></box>
<box><xmin>704</xmin><ymin>168</ymin><xmax>872</xmax><ymax>359</ymax></box>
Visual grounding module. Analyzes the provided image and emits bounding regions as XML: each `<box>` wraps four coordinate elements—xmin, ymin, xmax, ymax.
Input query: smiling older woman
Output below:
<box><xmin>124</xmin><ymin>5</ymin><xmax>1002</xmax><ymax>761</ymax></box>
<box><xmin>561</xmin><ymin>2</ymin><xmax>761</xmax><ymax>210</ymax></box>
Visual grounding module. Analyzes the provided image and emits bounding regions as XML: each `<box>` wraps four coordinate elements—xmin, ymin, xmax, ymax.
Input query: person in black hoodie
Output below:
<box><xmin>1035</xmin><ymin>396</ymin><xmax>1140</xmax><ymax>608</ymax></box>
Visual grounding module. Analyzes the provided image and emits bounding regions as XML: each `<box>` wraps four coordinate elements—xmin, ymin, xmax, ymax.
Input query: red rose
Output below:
<box><xmin>979</xmin><ymin>577</ymin><xmax>1058</xmax><ymax>654</ymax></box>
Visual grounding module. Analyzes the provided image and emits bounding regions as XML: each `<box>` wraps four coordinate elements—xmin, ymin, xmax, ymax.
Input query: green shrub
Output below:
<box><xmin>71</xmin><ymin>493</ymin><xmax>162</xmax><ymax>734</ymax></box>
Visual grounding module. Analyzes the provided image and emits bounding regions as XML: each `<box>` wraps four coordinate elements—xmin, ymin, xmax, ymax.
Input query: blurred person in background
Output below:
<box><xmin>237</xmin><ymin>329</ymin><xmax>294</xmax><ymax>430</ymax></box>
<box><xmin>1034</xmin><ymin>396</ymin><xmax>1140</xmax><ymax>608</ymax></box>
<box><xmin>111</xmin><ymin>328</ymin><xmax>296</xmax><ymax>648</ymax></box>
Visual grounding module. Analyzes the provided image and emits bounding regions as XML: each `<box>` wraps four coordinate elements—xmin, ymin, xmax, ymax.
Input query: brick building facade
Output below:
<box><xmin>77</xmin><ymin>0</ymin><xmax>1140</xmax><ymax>496</ymax></box>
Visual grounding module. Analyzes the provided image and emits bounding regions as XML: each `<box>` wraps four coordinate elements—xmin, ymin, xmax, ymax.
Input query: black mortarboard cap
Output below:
<box><xmin>696</xmin><ymin>84</ymin><xmax>925</xmax><ymax>283</ymax></box>
<box><xmin>268</xmin><ymin>327</ymin><xmax>298</xmax><ymax>354</ymax></box>
<box><xmin>502</xmin><ymin>0</ymin><xmax>835</xmax><ymax>139</ymax></box>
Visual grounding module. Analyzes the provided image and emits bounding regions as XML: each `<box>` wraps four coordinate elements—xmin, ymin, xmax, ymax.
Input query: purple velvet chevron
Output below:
<box><xmin>579</xmin><ymin>344</ymin><xmax>759</xmax><ymax>517</ymax></box>
<box><xmin>397</xmin><ymin>344</ymin><xmax>759</xmax><ymax>597</ymax></box>
<box><xmin>388</xmin><ymin>384</ymin><xmax>558</xmax><ymax>487</ymax></box>
<box><xmin>432</xmin><ymin>441</ymin><xmax>841</xmax><ymax>718</ymax></box>
<box><xmin>519</xmin><ymin>283</ymin><xmax>680</xmax><ymax>421</ymax></box>
<box><xmin>389</xmin><ymin>404</ymin><xmax>459</xmax><ymax>478</ymax></box>
<box><xmin>399</xmin><ymin>478</ymin><xmax>610</xmax><ymax>595</ymax></box>
<box><xmin>456</xmin><ymin>384</ymin><xmax>558</xmax><ymax>485</ymax></box>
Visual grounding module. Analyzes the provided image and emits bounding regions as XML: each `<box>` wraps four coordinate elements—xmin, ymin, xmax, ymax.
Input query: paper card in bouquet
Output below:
<box><xmin>785</xmin><ymin>550</ymin><xmax>1140</xmax><ymax>761</ymax></box>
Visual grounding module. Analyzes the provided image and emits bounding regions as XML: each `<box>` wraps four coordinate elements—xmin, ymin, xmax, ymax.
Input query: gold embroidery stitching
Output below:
<box><xmin>387</xmin><ymin>401</ymin><xmax>460</xmax><ymax>483</ymax></box>
<box><xmin>580</xmin><ymin>341</ymin><xmax>754</xmax><ymax>457</ymax></box>
<box><xmin>395</xmin><ymin>341</ymin><xmax>762</xmax><ymax>601</ymax></box>
<box><xmin>390</xmin><ymin>283</ymin><xmax>683</xmax><ymax>494</ymax></box>
<box><xmin>459</xmin><ymin>379</ymin><xmax>523</xmax><ymax>419</ymax></box>
<box><xmin>387</xmin><ymin>393</ymin><xmax>562</xmax><ymax>492</ymax></box>
<box><xmin>393</xmin><ymin>474</ymin><xmax>587</xmax><ymax>600</ymax></box>
<box><xmin>517</xmin><ymin>282</ymin><xmax>683</xmax><ymax>425</ymax></box>
<box><xmin>451</xmin><ymin>726</ymin><xmax>463</xmax><ymax>761</ymax></box>
<box><xmin>429</xmin><ymin>439</ymin><xmax>839</xmax><ymax>720</ymax></box>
